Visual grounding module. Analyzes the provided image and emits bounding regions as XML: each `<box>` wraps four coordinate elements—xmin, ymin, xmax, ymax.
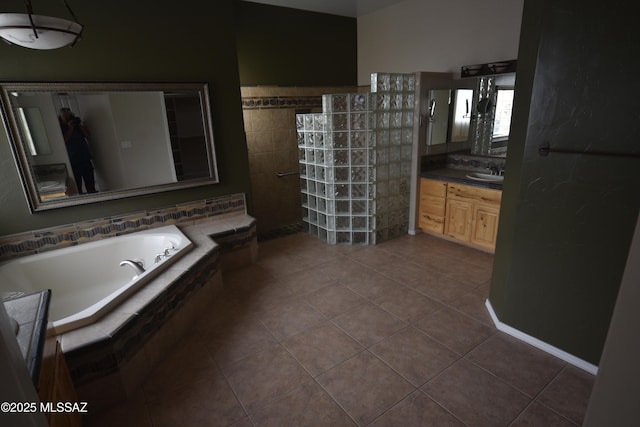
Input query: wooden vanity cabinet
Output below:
<box><xmin>419</xmin><ymin>178</ymin><xmax>502</xmax><ymax>252</ymax></box>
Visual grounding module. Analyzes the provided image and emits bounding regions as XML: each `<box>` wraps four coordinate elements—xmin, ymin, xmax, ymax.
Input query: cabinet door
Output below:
<box><xmin>420</xmin><ymin>195</ymin><xmax>446</xmax><ymax>216</ymax></box>
<box><xmin>445</xmin><ymin>199</ymin><xmax>472</xmax><ymax>242</ymax></box>
<box><xmin>419</xmin><ymin>210</ymin><xmax>445</xmax><ymax>234</ymax></box>
<box><xmin>471</xmin><ymin>203</ymin><xmax>500</xmax><ymax>250</ymax></box>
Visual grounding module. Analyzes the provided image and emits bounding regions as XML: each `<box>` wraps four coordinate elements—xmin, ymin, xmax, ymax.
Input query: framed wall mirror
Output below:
<box><xmin>422</xmin><ymin>65</ymin><xmax>516</xmax><ymax>158</ymax></box>
<box><xmin>1</xmin><ymin>82</ymin><xmax>219</xmax><ymax>212</ymax></box>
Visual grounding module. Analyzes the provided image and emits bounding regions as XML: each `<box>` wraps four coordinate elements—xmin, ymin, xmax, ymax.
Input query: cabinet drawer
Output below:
<box><xmin>447</xmin><ymin>183</ymin><xmax>502</xmax><ymax>204</ymax></box>
<box><xmin>420</xmin><ymin>178</ymin><xmax>447</xmax><ymax>197</ymax></box>
<box><xmin>420</xmin><ymin>195</ymin><xmax>446</xmax><ymax>216</ymax></box>
<box><xmin>419</xmin><ymin>213</ymin><xmax>445</xmax><ymax>234</ymax></box>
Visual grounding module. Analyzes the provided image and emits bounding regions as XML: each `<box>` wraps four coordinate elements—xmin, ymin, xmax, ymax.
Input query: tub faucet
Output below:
<box><xmin>155</xmin><ymin>246</ymin><xmax>176</xmax><ymax>263</ymax></box>
<box><xmin>119</xmin><ymin>259</ymin><xmax>145</xmax><ymax>275</ymax></box>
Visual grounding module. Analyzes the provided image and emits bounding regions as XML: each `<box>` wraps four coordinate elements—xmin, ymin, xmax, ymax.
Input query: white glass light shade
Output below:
<box><xmin>0</xmin><ymin>13</ymin><xmax>82</xmax><ymax>50</ymax></box>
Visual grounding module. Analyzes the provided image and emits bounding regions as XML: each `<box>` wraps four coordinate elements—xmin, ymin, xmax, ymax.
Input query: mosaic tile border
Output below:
<box><xmin>0</xmin><ymin>193</ymin><xmax>247</xmax><ymax>261</ymax></box>
<box><xmin>421</xmin><ymin>152</ymin><xmax>507</xmax><ymax>173</ymax></box>
<box><xmin>241</xmin><ymin>96</ymin><xmax>322</xmax><ymax>110</ymax></box>
<box><xmin>420</xmin><ymin>153</ymin><xmax>449</xmax><ymax>171</ymax></box>
<box><xmin>446</xmin><ymin>153</ymin><xmax>506</xmax><ymax>171</ymax></box>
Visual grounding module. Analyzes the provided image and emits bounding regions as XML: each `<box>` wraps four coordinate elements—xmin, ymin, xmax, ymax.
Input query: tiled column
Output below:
<box><xmin>370</xmin><ymin>73</ymin><xmax>415</xmax><ymax>244</ymax></box>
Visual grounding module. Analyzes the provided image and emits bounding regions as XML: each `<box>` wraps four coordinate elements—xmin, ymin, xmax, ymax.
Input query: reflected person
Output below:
<box><xmin>59</xmin><ymin>108</ymin><xmax>96</xmax><ymax>194</ymax></box>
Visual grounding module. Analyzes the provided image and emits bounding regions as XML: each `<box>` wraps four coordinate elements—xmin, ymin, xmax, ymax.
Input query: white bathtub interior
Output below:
<box><xmin>0</xmin><ymin>225</ymin><xmax>193</xmax><ymax>334</ymax></box>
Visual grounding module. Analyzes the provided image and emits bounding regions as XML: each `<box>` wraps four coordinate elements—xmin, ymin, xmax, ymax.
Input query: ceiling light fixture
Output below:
<box><xmin>0</xmin><ymin>0</ymin><xmax>82</xmax><ymax>50</ymax></box>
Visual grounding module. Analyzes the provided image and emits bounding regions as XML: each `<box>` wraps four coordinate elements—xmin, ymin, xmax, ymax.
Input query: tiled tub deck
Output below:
<box><xmin>62</xmin><ymin>215</ymin><xmax>258</xmax><ymax>411</ymax></box>
<box><xmin>0</xmin><ymin>194</ymin><xmax>257</xmax><ymax>412</ymax></box>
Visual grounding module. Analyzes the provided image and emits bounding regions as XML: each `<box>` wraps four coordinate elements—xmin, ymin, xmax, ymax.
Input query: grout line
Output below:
<box><xmin>311</xmin><ymin>375</ymin><xmax>361</xmax><ymax>427</ymax></box>
<box><xmin>461</xmin><ymin>350</ymin><xmax>543</xmax><ymax>400</ymax></box>
<box><xmin>102</xmin><ymin>232</ymin><xmax>589</xmax><ymax>426</ymax></box>
<box><xmin>526</xmin><ymin>365</ymin><xmax>583</xmax><ymax>426</ymax></box>
<box><xmin>506</xmin><ymin>399</ymin><xmax>538</xmax><ymax>427</ymax></box>
<box><xmin>418</xmin><ymin>384</ymin><xmax>471</xmax><ymax>427</ymax></box>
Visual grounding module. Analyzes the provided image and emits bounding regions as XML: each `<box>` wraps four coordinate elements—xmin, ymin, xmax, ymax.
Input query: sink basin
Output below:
<box><xmin>465</xmin><ymin>172</ymin><xmax>504</xmax><ymax>183</ymax></box>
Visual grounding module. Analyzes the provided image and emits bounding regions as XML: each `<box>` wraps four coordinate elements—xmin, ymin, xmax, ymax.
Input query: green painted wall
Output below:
<box><xmin>235</xmin><ymin>2</ymin><xmax>357</xmax><ymax>86</ymax></box>
<box><xmin>0</xmin><ymin>1</ymin><xmax>251</xmax><ymax>236</ymax></box>
<box><xmin>490</xmin><ymin>0</ymin><xmax>640</xmax><ymax>365</ymax></box>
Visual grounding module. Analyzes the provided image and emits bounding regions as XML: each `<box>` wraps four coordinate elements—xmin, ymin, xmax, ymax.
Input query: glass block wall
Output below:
<box><xmin>297</xmin><ymin>73</ymin><xmax>415</xmax><ymax>244</ymax></box>
<box><xmin>470</xmin><ymin>76</ymin><xmax>496</xmax><ymax>156</ymax></box>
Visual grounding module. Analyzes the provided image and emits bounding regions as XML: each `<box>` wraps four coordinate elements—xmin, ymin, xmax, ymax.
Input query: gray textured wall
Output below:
<box><xmin>490</xmin><ymin>0</ymin><xmax>640</xmax><ymax>365</ymax></box>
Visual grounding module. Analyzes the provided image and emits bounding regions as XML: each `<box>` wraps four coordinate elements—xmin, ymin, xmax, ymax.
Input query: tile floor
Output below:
<box><xmin>86</xmin><ymin>232</ymin><xmax>595</xmax><ymax>427</ymax></box>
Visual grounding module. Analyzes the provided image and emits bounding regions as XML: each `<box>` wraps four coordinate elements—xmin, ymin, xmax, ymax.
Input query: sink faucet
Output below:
<box><xmin>119</xmin><ymin>259</ymin><xmax>145</xmax><ymax>275</ymax></box>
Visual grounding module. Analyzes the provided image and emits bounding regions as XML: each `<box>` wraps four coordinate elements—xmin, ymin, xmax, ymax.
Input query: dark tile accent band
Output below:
<box><xmin>241</xmin><ymin>96</ymin><xmax>322</xmax><ymax>110</ymax></box>
<box><xmin>210</xmin><ymin>223</ymin><xmax>257</xmax><ymax>253</ymax></box>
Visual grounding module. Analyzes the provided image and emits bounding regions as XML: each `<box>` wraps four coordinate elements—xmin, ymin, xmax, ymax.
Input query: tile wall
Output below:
<box><xmin>241</xmin><ymin>86</ymin><xmax>357</xmax><ymax>238</ymax></box>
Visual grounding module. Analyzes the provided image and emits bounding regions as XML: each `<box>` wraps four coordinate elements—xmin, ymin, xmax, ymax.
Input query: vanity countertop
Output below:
<box><xmin>4</xmin><ymin>290</ymin><xmax>51</xmax><ymax>385</ymax></box>
<box><xmin>421</xmin><ymin>167</ymin><xmax>503</xmax><ymax>190</ymax></box>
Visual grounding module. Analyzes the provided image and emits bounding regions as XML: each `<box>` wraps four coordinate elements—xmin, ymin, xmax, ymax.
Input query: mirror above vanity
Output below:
<box><xmin>0</xmin><ymin>82</ymin><xmax>219</xmax><ymax>212</ymax></box>
<box><xmin>425</xmin><ymin>79</ymin><xmax>476</xmax><ymax>154</ymax></box>
<box><xmin>422</xmin><ymin>60</ymin><xmax>516</xmax><ymax>158</ymax></box>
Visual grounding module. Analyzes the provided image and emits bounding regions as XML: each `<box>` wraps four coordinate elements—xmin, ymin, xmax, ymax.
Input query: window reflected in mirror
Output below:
<box><xmin>16</xmin><ymin>107</ymin><xmax>51</xmax><ymax>156</ymax></box>
<box><xmin>451</xmin><ymin>89</ymin><xmax>474</xmax><ymax>142</ymax></box>
<box><xmin>492</xmin><ymin>88</ymin><xmax>514</xmax><ymax>140</ymax></box>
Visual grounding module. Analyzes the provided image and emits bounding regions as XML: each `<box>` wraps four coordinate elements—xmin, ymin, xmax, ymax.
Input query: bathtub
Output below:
<box><xmin>0</xmin><ymin>225</ymin><xmax>193</xmax><ymax>334</ymax></box>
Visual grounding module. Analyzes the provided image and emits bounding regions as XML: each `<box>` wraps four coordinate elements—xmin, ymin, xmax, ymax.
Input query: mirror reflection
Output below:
<box><xmin>469</xmin><ymin>73</ymin><xmax>515</xmax><ymax>157</ymax></box>
<box><xmin>426</xmin><ymin>89</ymin><xmax>450</xmax><ymax>146</ymax></box>
<box><xmin>492</xmin><ymin>87</ymin><xmax>514</xmax><ymax>140</ymax></box>
<box><xmin>16</xmin><ymin>107</ymin><xmax>51</xmax><ymax>156</ymax></box>
<box><xmin>424</xmin><ymin>80</ymin><xmax>477</xmax><ymax>154</ymax></box>
<box><xmin>450</xmin><ymin>88</ymin><xmax>473</xmax><ymax>143</ymax></box>
<box><xmin>1</xmin><ymin>83</ymin><xmax>218</xmax><ymax>211</ymax></box>
<box><xmin>424</xmin><ymin>73</ymin><xmax>515</xmax><ymax>158</ymax></box>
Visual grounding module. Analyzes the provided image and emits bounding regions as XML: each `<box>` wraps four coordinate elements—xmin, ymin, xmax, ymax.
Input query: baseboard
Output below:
<box><xmin>485</xmin><ymin>299</ymin><xmax>598</xmax><ymax>375</ymax></box>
